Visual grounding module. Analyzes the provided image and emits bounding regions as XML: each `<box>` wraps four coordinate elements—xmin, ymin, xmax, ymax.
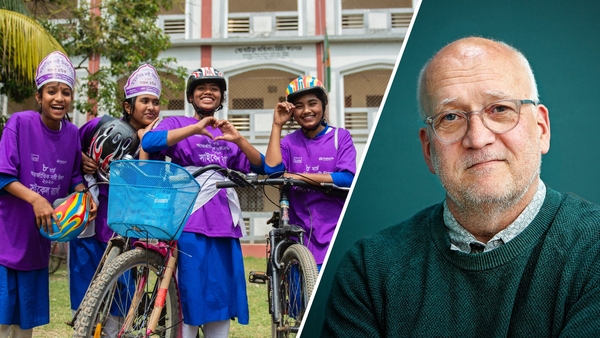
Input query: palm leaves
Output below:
<box><xmin>0</xmin><ymin>8</ymin><xmax>65</xmax><ymax>94</ymax></box>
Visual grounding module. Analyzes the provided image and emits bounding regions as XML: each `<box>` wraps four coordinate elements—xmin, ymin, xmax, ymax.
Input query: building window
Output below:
<box><xmin>229</xmin><ymin>0</ymin><xmax>296</xmax><ymax>13</ymax></box>
<box><xmin>345</xmin><ymin>95</ymin><xmax>353</xmax><ymax>108</ymax></box>
<box><xmin>341</xmin><ymin>0</ymin><xmax>412</xmax><ymax>9</ymax></box>
<box><xmin>366</xmin><ymin>95</ymin><xmax>383</xmax><ymax>107</ymax></box>
<box><xmin>232</xmin><ymin>98</ymin><xmax>264</xmax><ymax>110</ymax></box>
<box><xmin>159</xmin><ymin>0</ymin><xmax>185</xmax><ymax>15</ymax></box>
<box><xmin>228</xmin><ymin>17</ymin><xmax>250</xmax><ymax>33</ymax></box>
<box><xmin>343</xmin><ymin>70</ymin><xmax>391</xmax><ymax>108</ymax></box>
<box><xmin>167</xmin><ymin>100</ymin><xmax>185</xmax><ymax>110</ymax></box>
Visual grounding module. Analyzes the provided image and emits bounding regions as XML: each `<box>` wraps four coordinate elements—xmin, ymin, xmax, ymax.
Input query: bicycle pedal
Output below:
<box><xmin>249</xmin><ymin>271</ymin><xmax>267</xmax><ymax>284</ymax></box>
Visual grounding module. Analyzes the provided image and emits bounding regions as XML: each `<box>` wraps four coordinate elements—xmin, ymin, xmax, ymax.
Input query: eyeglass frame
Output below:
<box><xmin>423</xmin><ymin>99</ymin><xmax>539</xmax><ymax>143</ymax></box>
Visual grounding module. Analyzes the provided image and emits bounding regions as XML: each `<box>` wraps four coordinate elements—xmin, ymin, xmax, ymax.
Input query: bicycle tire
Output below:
<box><xmin>272</xmin><ymin>244</ymin><xmax>318</xmax><ymax>338</ymax></box>
<box><xmin>73</xmin><ymin>249</ymin><xmax>181</xmax><ymax>338</ymax></box>
<box><xmin>48</xmin><ymin>242</ymin><xmax>62</xmax><ymax>274</ymax></box>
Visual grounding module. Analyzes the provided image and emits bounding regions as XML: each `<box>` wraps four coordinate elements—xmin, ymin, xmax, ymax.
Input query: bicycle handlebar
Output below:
<box><xmin>214</xmin><ymin>172</ymin><xmax>349</xmax><ymax>198</ymax></box>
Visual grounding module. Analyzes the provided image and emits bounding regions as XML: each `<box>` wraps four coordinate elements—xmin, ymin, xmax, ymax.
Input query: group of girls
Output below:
<box><xmin>0</xmin><ymin>50</ymin><xmax>356</xmax><ymax>338</ymax></box>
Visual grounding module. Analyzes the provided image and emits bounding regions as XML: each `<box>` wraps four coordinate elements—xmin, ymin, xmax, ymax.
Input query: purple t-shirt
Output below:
<box><xmin>0</xmin><ymin>111</ymin><xmax>83</xmax><ymax>270</ymax></box>
<box><xmin>79</xmin><ymin>117</ymin><xmax>112</xmax><ymax>243</ymax></box>
<box><xmin>150</xmin><ymin>116</ymin><xmax>251</xmax><ymax>238</ymax></box>
<box><xmin>280</xmin><ymin>127</ymin><xmax>356</xmax><ymax>264</ymax></box>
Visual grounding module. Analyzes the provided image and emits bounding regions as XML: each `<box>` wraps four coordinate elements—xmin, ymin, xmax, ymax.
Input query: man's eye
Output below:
<box><xmin>443</xmin><ymin>113</ymin><xmax>459</xmax><ymax>121</ymax></box>
<box><xmin>489</xmin><ymin>105</ymin><xmax>511</xmax><ymax>114</ymax></box>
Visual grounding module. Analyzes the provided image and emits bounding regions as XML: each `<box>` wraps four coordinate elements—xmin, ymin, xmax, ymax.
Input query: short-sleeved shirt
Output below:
<box><xmin>149</xmin><ymin>116</ymin><xmax>252</xmax><ymax>238</ymax></box>
<box><xmin>280</xmin><ymin>127</ymin><xmax>356</xmax><ymax>264</ymax></box>
<box><xmin>79</xmin><ymin>117</ymin><xmax>112</xmax><ymax>242</ymax></box>
<box><xmin>0</xmin><ymin>111</ymin><xmax>83</xmax><ymax>270</ymax></box>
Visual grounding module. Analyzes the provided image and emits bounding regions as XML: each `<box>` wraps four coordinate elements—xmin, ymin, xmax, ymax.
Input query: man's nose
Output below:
<box><xmin>461</xmin><ymin>113</ymin><xmax>496</xmax><ymax>149</ymax></box>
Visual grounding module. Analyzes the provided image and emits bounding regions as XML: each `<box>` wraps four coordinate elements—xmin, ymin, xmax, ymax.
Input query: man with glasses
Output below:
<box><xmin>322</xmin><ymin>37</ymin><xmax>600</xmax><ymax>336</ymax></box>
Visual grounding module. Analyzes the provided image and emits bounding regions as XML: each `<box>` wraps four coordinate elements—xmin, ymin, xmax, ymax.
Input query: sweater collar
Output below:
<box><xmin>431</xmin><ymin>187</ymin><xmax>562</xmax><ymax>271</ymax></box>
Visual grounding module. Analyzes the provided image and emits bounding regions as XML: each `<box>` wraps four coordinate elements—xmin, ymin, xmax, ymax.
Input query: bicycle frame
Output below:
<box><xmin>73</xmin><ymin>161</ymin><xmax>225</xmax><ymax>338</ymax></box>
<box><xmin>217</xmin><ymin>172</ymin><xmax>345</xmax><ymax>337</ymax></box>
<box><xmin>266</xmin><ymin>180</ymin><xmax>309</xmax><ymax>332</ymax></box>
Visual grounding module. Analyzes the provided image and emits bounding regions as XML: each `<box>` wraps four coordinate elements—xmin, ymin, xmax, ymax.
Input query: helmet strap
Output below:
<box><xmin>301</xmin><ymin>119</ymin><xmax>327</xmax><ymax>135</ymax></box>
<box><xmin>191</xmin><ymin>101</ymin><xmax>220</xmax><ymax>119</ymax></box>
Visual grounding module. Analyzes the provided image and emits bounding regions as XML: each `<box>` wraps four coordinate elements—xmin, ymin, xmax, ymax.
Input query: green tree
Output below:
<box><xmin>39</xmin><ymin>0</ymin><xmax>187</xmax><ymax>117</ymax></box>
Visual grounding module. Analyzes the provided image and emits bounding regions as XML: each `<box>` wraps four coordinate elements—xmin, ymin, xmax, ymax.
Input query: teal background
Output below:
<box><xmin>301</xmin><ymin>0</ymin><xmax>600</xmax><ymax>335</ymax></box>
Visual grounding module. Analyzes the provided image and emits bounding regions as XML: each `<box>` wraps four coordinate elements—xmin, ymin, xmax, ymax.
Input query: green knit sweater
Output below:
<box><xmin>322</xmin><ymin>188</ymin><xmax>600</xmax><ymax>337</ymax></box>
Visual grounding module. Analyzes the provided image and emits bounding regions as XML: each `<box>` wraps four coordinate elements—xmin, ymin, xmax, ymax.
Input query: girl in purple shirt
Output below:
<box><xmin>68</xmin><ymin>64</ymin><xmax>162</xmax><ymax>332</ymax></box>
<box><xmin>262</xmin><ymin>76</ymin><xmax>357</xmax><ymax>267</ymax></box>
<box><xmin>142</xmin><ymin>67</ymin><xmax>262</xmax><ymax>338</ymax></box>
<box><xmin>0</xmin><ymin>51</ymin><xmax>97</xmax><ymax>337</ymax></box>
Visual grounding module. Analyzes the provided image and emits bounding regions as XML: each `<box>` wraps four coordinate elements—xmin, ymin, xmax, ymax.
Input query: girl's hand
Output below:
<box><xmin>273</xmin><ymin>102</ymin><xmax>295</xmax><ymax>127</ymax></box>
<box><xmin>86</xmin><ymin>191</ymin><xmax>98</xmax><ymax>222</ymax></box>
<box><xmin>32</xmin><ymin>196</ymin><xmax>58</xmax><ymax>234</ymax></box>
<box><xmin>214</xmin><ymin>119</ymin><xmax>241</xmax><ymax>143</ymax></box>
<box><xmin>138</xmin><ymin>117</ymin><xmax>160</xmax><ymax>140</ymax></box>
<box><xmin>195</xmin><ymin>116</ymin><xmax>218</xmax><ymax>139</ymax></box>
<box><xmin>81</xmin><ymin>152</ymin><xmax>98</xmax><ymax>175</ymax></box>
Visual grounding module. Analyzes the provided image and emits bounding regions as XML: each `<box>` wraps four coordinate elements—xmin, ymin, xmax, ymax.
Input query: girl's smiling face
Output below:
<box><xmin>36</xmin><ymin>82</ymin><xmax>73</xmax><ymax>130</ymax></box>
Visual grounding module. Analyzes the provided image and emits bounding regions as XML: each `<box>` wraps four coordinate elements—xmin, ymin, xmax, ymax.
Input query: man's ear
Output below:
<box><xmin>419</xmin><ymin>128</ymin><xmax>437</xmax><ymax>174</ymax></box>
<box><xmin>535</xmin><ymin>104</ymin><xmax>551</xmax><ymax>155</ymax></box>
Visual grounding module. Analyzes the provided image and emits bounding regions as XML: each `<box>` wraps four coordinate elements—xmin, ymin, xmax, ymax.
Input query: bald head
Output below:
<box><xmin>417</xmin><ymin>37</ymin><xmax>539</xmax><ymax>118</ymax></box>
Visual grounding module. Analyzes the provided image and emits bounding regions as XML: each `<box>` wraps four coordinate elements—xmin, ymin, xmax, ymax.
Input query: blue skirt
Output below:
<box><xmin>69</xmin><ymin>237</ymin><xmax>134</xmax><ymax>316</ymax></box>
<box><xmin>69</xmin><ymin>237</ymin><xmax>107</xmax><ymax>310</ymax></box>
<box><xmin>0</xmin><ymin>265</ymin><xmax>49</xmax><ymax>329</ymax></box>
<box><xmin>177</xmin><ymin>232</ymin><xmax>249</xmax><ymax>326</ymax></box>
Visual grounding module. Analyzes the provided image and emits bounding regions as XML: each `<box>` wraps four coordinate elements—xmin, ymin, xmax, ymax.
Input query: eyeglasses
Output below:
<box><xmin>424</xmin><ymin>99</ymin><xmax>538</xmax><ymax>143</ymax></box>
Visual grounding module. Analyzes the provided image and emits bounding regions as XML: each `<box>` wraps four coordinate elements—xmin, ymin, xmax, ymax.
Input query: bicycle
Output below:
<box><xmin>71</xmin><ymin>160</ymin><xmax>211</xmax><ymax>338</ymax></box>
<box><xmin>215</xmin><ymin>171</ymin><xmax>348</xmax><ymax>338</ymax></box>
<box><xmin>49</xmin><ymin>241</ymin><xmax>68</xmax><ymax>274</ymax></box>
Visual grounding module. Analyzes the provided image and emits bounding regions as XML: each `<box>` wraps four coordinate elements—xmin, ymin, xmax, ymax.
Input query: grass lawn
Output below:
<box><xmin>33</xmin><ymin>256</ymin><xmax>271</xmax><ymax>337</ymax></box>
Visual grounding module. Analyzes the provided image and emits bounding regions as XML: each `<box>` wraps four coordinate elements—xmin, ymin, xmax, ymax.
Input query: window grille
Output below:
<box><xmin>164</xmin><ymin>18</ymin><xmax>185</xmax><ymax>35</ymax></box>
<box><xmin>342</xmin><ymin>14</ymin><xmax>364</xmax><ymax>29</ymax></box>
<box><xmin>167</xmin><ymin>99</ymin><xmax>185</xmax><ymax>110</ymax></box>
<box><xmin>229</xmin><ymin>0</ymin><xmax>296</xmax><ymax>12</ymax></box>
<box><xmin>228</xmin><ymin>17</ymin><xmax>250</xmax><ymax>33</ymax></box>
<box><xmin>344</xmin><ymin>111</ymin><xmax>369</xmax><ymax>130</ymax></box>
<box><xmin>391</xmin><ymin>12</ymin><xmax>413</xmax><ymax>28</ymax></box>
<box><xmin>341</xmin><ymin>0</ymin><xmax>412</xmax><ymax>9</ymax></box>
<box><xmin>366</xmin><ymin>95</ymin><xmax>383</xmax><ymax>107</ymax></box>
<box><xmin>229</xmin><ymin>114</ymin><xmax>251</xmax><ymax>132</ymax></box>
<box><xmin>276</xmin><ymin>16</ymin><xmax>298</xmax><ymax>31</ymax></box>
<box><xmin>235</xmin><ymin>187</ymin><xmax>264</xmax><ymax>211</ymax></box>
<box><xmin>232</xmin><ymin>98</ymin><xmax>264</xmax><ymax>110</ymax></box>
<box><xmin>345</xmin><ymin>95</ymin><xmax>353</xmax><ymax>108</ymax></box>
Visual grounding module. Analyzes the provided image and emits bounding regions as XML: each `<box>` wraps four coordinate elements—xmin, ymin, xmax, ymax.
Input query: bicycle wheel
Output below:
<box><xmin>73</xmin><ymin>249</ymin><xmax>181</xmax><ymax>338</ymax></box>
<box><xmin>272</xmin><ymin>244</ymin><xmax>318</xmax><ymax>338</ymax></box>
<box><xmin>48</xmin><ymin>241</ymin><xmax>63</xmax><ymax>274</ymax></box>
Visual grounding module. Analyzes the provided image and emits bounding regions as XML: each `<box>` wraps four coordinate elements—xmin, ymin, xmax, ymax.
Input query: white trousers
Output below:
<box><xmin>182</xmin><ymin>320</ymin><xmax>230</xmax><ymax>338</ymax></box>
<box><xmin>0</xmin><ymin>325</ymin><xmax>33</xmax><ymax>338</ymax></box>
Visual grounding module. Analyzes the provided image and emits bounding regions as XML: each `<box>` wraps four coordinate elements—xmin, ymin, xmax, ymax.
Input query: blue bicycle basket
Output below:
<box><xmin>107</xmin><ymin>160</ymin><xmax>201</xmax><ymax>240</ymax></box>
